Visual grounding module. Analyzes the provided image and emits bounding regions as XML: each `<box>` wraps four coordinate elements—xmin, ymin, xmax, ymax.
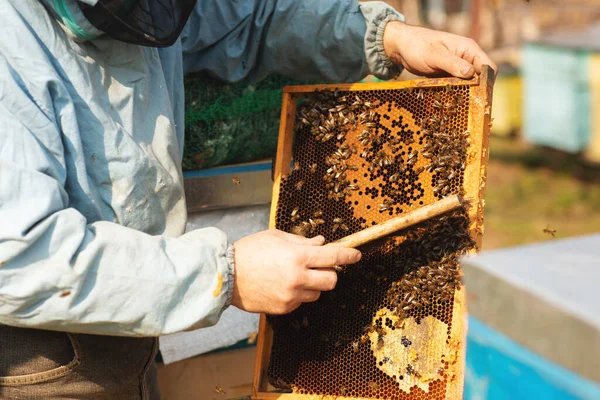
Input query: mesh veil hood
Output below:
<box><xmin>44</xmin><ymin>0</ymin><xmax>196</xmax><ymax>47</ymax></box>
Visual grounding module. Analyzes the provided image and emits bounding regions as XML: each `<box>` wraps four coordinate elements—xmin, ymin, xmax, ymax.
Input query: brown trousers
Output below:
<box><xmin>0</xmin><ymin>325</ymin><xmax>160</xmax><ymax>399</ymax></box>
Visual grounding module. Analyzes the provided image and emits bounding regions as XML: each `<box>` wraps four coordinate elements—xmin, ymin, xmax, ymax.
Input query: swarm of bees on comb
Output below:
<box><xmin>261</xmin><ymin>73</ymin><xmax>492</xmax><ymax>400</ymax></box>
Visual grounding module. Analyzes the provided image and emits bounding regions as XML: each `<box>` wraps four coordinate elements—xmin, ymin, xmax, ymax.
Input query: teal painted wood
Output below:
<box><xmin>465</xmin><ymin>317</ymin><xmax>600</xmax><ymax>400</ymax></box>
<box><xmin>522</xmin><ymin>44</ymin><xmax>591</xmax><ymax>153</ymax></box>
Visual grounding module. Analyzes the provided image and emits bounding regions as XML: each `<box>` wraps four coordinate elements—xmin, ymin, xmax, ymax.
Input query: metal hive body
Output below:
<box><xmin>253</xmin><ymin>68</ymin><xmax>495</xmax><ymax>400</ymax></box>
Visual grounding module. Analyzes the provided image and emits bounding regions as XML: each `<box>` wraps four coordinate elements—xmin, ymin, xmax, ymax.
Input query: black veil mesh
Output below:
<box><xmin>79</xmin><ymin>0</ymin><xmax>197</xmax><ymax>47</ymax></box>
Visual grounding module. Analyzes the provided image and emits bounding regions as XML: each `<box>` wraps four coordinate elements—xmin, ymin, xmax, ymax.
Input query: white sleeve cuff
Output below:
<box><xmin>360</xmin><ymin>1</ymin><xmax>406</xmax><ymax>80</ymax></box>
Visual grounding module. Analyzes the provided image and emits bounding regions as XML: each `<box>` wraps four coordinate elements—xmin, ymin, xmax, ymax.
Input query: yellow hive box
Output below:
<box><xmin>586</xmin><ymin>54</ymin><xmax>600</xmax><ymax>164</ymax></box>
<box><xmin>491</xmin><ymin>72</ymin><xmax>522</xmax><ymax>138</ymax></box>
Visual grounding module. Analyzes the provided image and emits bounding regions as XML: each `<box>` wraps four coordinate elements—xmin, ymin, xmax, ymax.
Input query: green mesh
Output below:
<box><xmin>182</xmin><ymin>74</ymin><xmax>314</xmax><ymax>171</ymax></box>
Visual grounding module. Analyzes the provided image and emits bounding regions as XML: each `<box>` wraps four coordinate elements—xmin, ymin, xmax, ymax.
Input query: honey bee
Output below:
<box><xmin>309</xmin><ymin>163</ymin><xmax>318</xmax><ymax>174</ymax></box>
<box><xmin>309</xmin><ymin>218</ymin><xmax>324</xmax><ymax>231</ymax></box>
<box><xmin>232</xmin><ymin>177</ymin><xmax>241</xmax><ymax>186</ymax></box>
<box><xmin>357</xmin><ymin>130</ymin><xmax>371</xmax><ymax>145</ymax></box>
<box><xmin>339</xmin><ymin>386</ymin><xmax>348</xmax><ymax>396</ymax></box>
<box><xmin>272</xmin><ymin>378</ymin><xmax>292</xmax><ymax>391</ymax></box>
<box><xmin>401</xmin><ymin>336</ymin><xmax>412</xmax><ymax>347</ymax></box>
<box><xmin>215</xmin><ymin>386</ymin><xmax>226</xmax><ymax>394</ymax></box>
<box><xmin>359</xmin><ymin>333</ymin><xmax>370</xmax><ymax>345</ymax></box>
<box><xmin>291</xmin><ymin>207</ymin><xmax>300</xmax><ymax>222</ymax></box>
<box><xmin>313</xmin><ymin>210</ymin><xmax>323</xmax><ymax>218</ymax></box>
<box><xmin>333</xmin><ymin>265</ymin><xmax>345</xmax><ymax>272</ymax></box>
<box><xmin>368</xmin><ymin>381</ymin><xmax>380</xmax><ymax>390</ymax></box>
<box><xmin>292</xmin><ymin>162</ymin><xmax>301</xmax><ymax>172</ymax></box>
<box><xmin>543</xmin><ymin>227</ymin><xmax>557</xmax><ymax>237</ymax></box>
<box><xmin>322</xmin><ymin>133</ymin><xmax>334</xmax><ymax>142</ymax></box>
<box><xmin>291</xmin><ymin>221</ymin><xmax>311</xmax><ymax>237</ymax></box>
<box><xmin>335</xmin><ymin>171</ymin><xmax>347</xmax><ymax>181</ymax></box>
<box><xmin>376</xmin><ymin>334</ymin><xmax>385</xmax><ymax>350</ymax></box>
<box><xmin>351</xmin><ymin>341</ymin><xmax>359</xmax><ymax>353</ymax></box>
<box><xmin>295</xmin><ymin>180</ymin><xmax>304</xmax><ymax>191</ymax></box>
<box><xmin>389</xmin><ymin>173</ymin><xmax>399</xmax><ymax>183</ymax></box>
<box><xmin>415</xmin><ymin>166</ymin><xmax>425</xmax><ymax>174</ymax></box>
<box><xmin>347</xmin><ymin>184</ymin><xmax>359</xmax><ymax>191</ymax></box>
<box><xmin>379</xmin><ymin>199</ymin><xmax>393</xmax><ymax>212</ymax></box>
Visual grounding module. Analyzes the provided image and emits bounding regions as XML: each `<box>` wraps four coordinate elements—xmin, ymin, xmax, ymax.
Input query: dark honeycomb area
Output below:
<box><xmin>268</xmin><ymin>86</ymin><xmax>477</xmax><ymax>399</ymax></box>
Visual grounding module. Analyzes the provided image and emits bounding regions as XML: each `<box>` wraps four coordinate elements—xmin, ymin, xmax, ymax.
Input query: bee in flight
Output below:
<box><xmin>215</xmin><ymin>387</ymin><xmax>226</xmax><ymax>394</ymax></box>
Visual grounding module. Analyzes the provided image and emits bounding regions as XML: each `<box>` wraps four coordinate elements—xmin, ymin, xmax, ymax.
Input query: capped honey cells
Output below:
<box><xmin>262</xmin><ymin>77</ymin><xmax>491</xmax><ymax>400</ymax></box>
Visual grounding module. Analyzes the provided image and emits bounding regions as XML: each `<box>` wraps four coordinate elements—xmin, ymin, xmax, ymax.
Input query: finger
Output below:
<box><xmin>305</xmin><ymin>246</ymin><xmax>362</xmax><ymax>269</ymax></box>
<box><xmin>431</xmin><ymin>46</ymin><xmax>475</xmax><ymax>79</ymax></box>
<box><xmin>277</xmin><ymin>230</ymin><xmax>325</xmax><ymax>246</ymax></box>
<box><xmin>456</xmin><ymin>41</ymin><xmax>498</xmax><ymax>77</ymax></box>
<box><xmin>304</xmin><ymin>269</ymin><xmax>338</xmax><ymax>291</ymax></box>
<box><xmin>299</xmin><ymin>290</ymin><xmax>322</xmax><ymax>303</ymax></box>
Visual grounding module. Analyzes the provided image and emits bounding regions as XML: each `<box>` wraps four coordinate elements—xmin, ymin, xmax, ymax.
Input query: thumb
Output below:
<box><xmin>432</xmin><ymin>47</ymin><xmax>475</xmax><ymax>78</ymax></box>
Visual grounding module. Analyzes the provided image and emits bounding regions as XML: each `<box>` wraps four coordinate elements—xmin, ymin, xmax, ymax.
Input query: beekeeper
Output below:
<box><xmin>0</xmin><ymin>0</ymin><xmax>496</xmax><ymax>398</ymax></box>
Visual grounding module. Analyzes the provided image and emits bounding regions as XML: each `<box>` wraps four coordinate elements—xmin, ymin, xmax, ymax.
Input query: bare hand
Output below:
<box><xmin>383</xmin><ymin>22</ymin><xmax>498</xmax><ymax>78</ymax></box>
<box><xmin>231</xmin><ymin>229</ymin><xmax>361</xmax><ymax>314</ymax></box>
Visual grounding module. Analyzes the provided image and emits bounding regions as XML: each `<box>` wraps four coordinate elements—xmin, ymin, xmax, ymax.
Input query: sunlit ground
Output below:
<box><xmin>482</xmin><ymin>136</ymin><xmax>600</xmax><ymax>250</ymax></box>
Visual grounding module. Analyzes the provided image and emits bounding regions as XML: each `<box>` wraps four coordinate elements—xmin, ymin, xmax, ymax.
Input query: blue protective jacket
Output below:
<box><xmin>0</xmin><ymin>0</ymin><xmax>403</xmax><ymax>337</ymax></box>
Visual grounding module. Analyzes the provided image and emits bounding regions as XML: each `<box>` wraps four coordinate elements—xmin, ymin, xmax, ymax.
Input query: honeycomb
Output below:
<box><xmin>257</xmin><ymin>76</ymin><xmax>492</xmax><ymax>400</ymax></box>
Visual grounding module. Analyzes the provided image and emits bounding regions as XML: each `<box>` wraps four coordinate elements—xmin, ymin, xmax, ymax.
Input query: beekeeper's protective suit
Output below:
<box><xmin>0</xmin><ymin>0</ymin><xmax>403</xmax><ymax>398</ymax></box>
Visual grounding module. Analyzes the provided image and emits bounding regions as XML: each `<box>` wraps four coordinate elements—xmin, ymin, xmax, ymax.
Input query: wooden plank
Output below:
<box><xmin>254</xmin><ymin>392</ymin><xmax>373</xmax><ymax>400</ymax></box>
<box><xmin>253</xmin><ymin>92</ymin><xmax>297</xmax><ymax>397</ymax></box>
<box><xmin>157</xmin><ymin>347</ymin><xmax>255</xmax><ymax>399</ymax></box>
<box><xmin>184</xmin><ymin>167</ymin><xmax>272</xmax><ymax>212</ymax></box>
<box><xmin>443</xmin><ymin>65</ymin><xmax>495</xmax><ymax>400</ymax></box>
<box><xmin>283</xmin><ymin>76</ymin><xmax>478</xmax><ymax>94</ymax></box>
<box><xmin>465</xmin><ymin>65</ymin><xmax>495</xmax><ymax>249</ymax></box>
<box><xmin>267</xmin><ymin>92</ymin><xmax>297</xmax><ymax>230</ymax></box>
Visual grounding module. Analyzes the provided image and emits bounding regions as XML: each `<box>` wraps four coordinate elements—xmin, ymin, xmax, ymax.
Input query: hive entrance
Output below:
<box><xmin>253</xmin><ymin>69</ymin><xmax>494</xmax><ymax>400</ymax></box>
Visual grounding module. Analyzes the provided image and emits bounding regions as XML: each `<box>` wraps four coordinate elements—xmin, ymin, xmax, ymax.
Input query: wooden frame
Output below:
<box><xmin>252</xmin><ymin>67</ymin><xmax>495</xmax><ymax>400</ymax></box>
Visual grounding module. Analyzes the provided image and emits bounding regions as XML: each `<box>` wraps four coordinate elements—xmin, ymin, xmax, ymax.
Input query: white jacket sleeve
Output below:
<box><xmin>0</xmin><ymin>56</ymin><xmax>234</xmax><ymax>337</ymax></box>
<box><xmin>181</xmin><ymin>0</ymin><xmax>405</xmax><ymax>82</ymax></box>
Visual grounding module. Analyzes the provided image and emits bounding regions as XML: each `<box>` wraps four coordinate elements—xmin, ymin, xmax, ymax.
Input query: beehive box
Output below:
<box><xmin>252</xmin><ymin>67</ymin><xmax>495</xmax><ymax>400</ymax></box>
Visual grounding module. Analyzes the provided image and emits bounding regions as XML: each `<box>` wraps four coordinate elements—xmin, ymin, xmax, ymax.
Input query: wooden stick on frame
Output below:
<box><xmin>326</xmin><ymin>195</ymin><xmax>466</xmax><ymax>249</ymax></box>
